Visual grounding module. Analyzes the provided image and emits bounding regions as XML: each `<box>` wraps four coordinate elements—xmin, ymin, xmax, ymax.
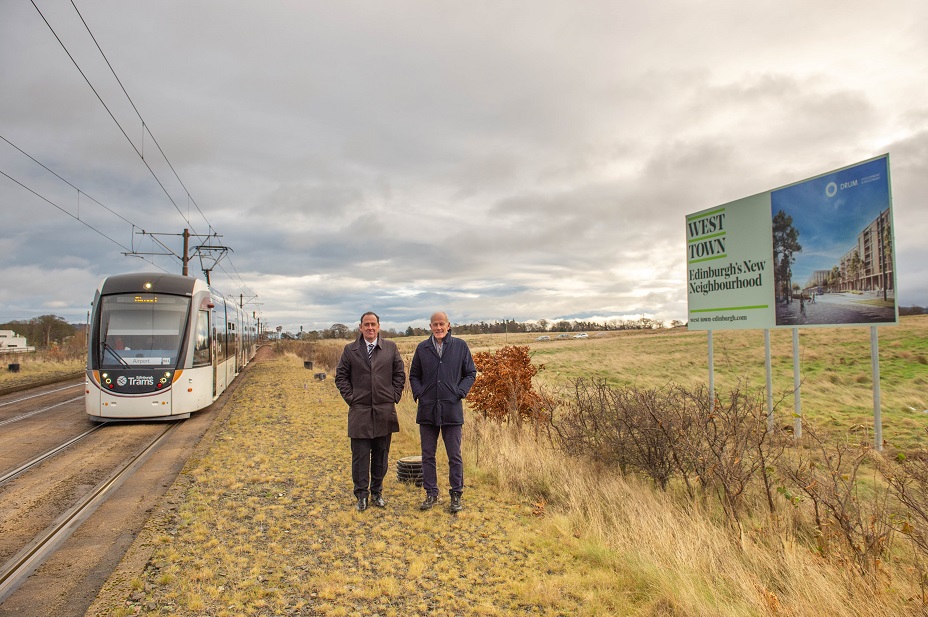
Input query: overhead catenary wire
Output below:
<box><xmin>0</xmin><ymin>134</ymin><xmax>134</xmax><ymax>228</ymax></box>
<box><xmin>14</xmin><ymin>1</ymin><xmax>256</xmax><ymax>302</ymax></box>
<box><xmin>0</xmin><ymin>167</ymin><xmax>168</xmax><ymax>277</ymax></box>
<box><xmin>216</xmin><ymin>261</ymin><xmax>256</xmax><ymax>305</ymax></box>
<box><xmin>67</xmin><ymin>0</ymin><xmax>212</xmax><ymax>234</ymax></box>
<box><xmin>1</xmin><ymin>137</ymin><xmax>245</xmax><ymax>294</ymax></box>
<box><xmin>29</xmin><ymin>0</ymin><xmax>211</xmax><ymax>238</ymax></box>
<box><xmin>0</xmin><ymin>135</ymin><xmax>221</xmax><ymax>280</ymax></box>
<box><xmin>30</xmin><ymin>0</ymin><xmax>202</xmax><ymax>237</ymax></box>
<box><xmin>1</xmin><ymin>133</ymin><xmax>178</xmax><ymax>271</ymax></box>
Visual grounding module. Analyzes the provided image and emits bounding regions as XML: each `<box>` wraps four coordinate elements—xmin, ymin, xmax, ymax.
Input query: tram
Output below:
<box><xmin>85</xmin><ymin>272</ymin><xmax>256</xmax><ymax>421</ymax></box>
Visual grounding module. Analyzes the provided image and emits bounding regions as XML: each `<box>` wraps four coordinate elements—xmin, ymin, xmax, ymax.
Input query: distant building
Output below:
<box><xmin>835</xmin><ymin>209</ymin><xmax>893</xmax><ymax>294</ymax></box>
<box><xmin>804</xmin><ymin>270</ymin><xmax>830</xmax><ymax>291</ymax></box>
<box><xmin>0</xmin><ymin>330</ymin><xmax>36</xmax><ymax>354</ymax></box>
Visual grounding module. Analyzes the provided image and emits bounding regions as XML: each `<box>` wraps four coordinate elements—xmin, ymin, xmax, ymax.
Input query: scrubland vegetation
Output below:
<box><xmin>0</xmin><ymin>341</ymin><xmax>85</xmax><ymax>392</ymax></box>
<box><xmin>92</xmin><ymin>316</ymin><xmax>928</xmax><ymax>615</ymax></box>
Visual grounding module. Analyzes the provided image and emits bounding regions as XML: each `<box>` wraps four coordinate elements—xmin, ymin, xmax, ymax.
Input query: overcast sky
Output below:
<box><xmin>2</xmin><ymin>1</ymin><xmax>927</xmax><ymax>334</ymax></box>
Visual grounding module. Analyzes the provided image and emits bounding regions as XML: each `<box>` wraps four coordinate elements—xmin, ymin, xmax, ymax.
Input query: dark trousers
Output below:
<box><xmin>419</xmin><ymin>423</ymin><xmax>463</xmax><ymax>497</ymax></box>
<box><xmin>350</xmin><ymin>433</ymin><xmax>392</xmax><ymax>499</ymax></box>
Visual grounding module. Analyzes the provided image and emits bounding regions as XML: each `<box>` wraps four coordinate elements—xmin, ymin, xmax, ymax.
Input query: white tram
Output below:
<box><xmin>85</xmin><ymin>273</ymin><xmax>256</xmax><ymax>421</ymax></box>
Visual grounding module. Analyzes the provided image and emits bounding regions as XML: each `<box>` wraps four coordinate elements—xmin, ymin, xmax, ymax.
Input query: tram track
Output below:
<box><xmin>0</xmin><ymin>422</ymin><xmax>180</xmax><ymax>603</ymax></box>
<box><xmin>0</xmin><ymin>396</ymin><xmax>83</xmax><ymax>428</ymax></box>
<box><xmin>0</xmin><ymin>382</ymin><xmax>82</xmax><ymax>408</ymax></box>
<box><xmin>0</xmin><ymin>424</ymin><xmax>104</xmax><ymax>485</ymax></box>
<box><xmin>0</xmin><ymin>351</ymin><xmax>263</xmax><ymax>615</ymax></box>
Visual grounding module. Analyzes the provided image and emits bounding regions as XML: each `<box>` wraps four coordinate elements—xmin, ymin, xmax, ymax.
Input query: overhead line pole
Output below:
<box><xmin>125</xmin><ymin>229</ymin><xmax>222</xmax><ymax>277</ymax></box>
<box><xmin>182</xmin><ymin>228</ymin><xmax>189</xmax><ymax>275</ymax></box>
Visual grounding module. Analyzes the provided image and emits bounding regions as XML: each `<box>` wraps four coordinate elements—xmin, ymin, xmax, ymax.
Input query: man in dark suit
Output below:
<box><xmin>409</xmin><ymin>311</ymin><xmax>477</xmax><ymax>513</ymax></box>
<box><xmin>335</xmin><ymin>312</ymin><xmax>406</xmax><ymax>511</ymax></box>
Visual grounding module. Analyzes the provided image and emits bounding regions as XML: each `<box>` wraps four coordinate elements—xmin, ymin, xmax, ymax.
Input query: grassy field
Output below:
<box><xmin>0</xmin><ymin>353</ymin><xmax>83</xmax><ymax>393</ymax></box>
<box><xmin>472</xmin><ymin>316</ymin><xmax>928</xmax><ymax>450</ymax></box>
<box><xmin>86</xmin><ymin>317</ymin><xmax>928</xmax><ymax>615</ymax></box>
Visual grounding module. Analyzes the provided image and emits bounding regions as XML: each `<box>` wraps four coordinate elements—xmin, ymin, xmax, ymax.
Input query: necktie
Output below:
<box><xmin>367</xmin><ymin>342</ymin><xmax>374</xmax><ymax>362</ymax></box>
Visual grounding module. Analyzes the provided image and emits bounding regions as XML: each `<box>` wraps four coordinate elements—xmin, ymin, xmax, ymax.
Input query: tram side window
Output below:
<box><xmin>214</xmin><ymin>326</ymin><xmax>225</xmax><ymax>361</ymax></box>
<box><xmin>228</xmin><ymin>321</ymin><xmax>238</xmax><ymax>365</ymax></box>
<box><xmin>193</xmin><ymin>311</ymin><xmax>210</xmax><ymax>367</ymax></box>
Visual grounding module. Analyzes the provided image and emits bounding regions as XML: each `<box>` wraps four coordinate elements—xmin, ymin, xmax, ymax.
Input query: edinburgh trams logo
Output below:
<box><xmin>116</xmin><ymin>375</ymin><xmax>154</xmax><ymax>386</ymax></box>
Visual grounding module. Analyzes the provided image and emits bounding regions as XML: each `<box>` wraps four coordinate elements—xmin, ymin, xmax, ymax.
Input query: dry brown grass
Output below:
<box><xmin>97</xmin><ymin>348</ymin><xmax>923</xmax><ymax>616</ymax></box>
<box><xmin>474</xmin><ymin>421</ymin><xmax>917</xmax><ymax>616</ymax></box>
<box><xmin>88</xmin><ymin>317</ymin><xmax>928</xmax><ymax>615</ymax></box>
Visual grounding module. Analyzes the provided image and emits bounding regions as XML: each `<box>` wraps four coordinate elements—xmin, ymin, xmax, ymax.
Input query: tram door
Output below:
<box><xmin>211</xmin><ymin>308</ymin><xmax>219</xmax><ymax>399</ymax></box>
<box><xmin>210</xmin><ymin>294</ymin><xmax>226</xmax><ymax>399</ymax></box>
<box><xmin>212</xmin><ymin>322</ymin><xmax>219</xmax><ymax>398</ymax></box>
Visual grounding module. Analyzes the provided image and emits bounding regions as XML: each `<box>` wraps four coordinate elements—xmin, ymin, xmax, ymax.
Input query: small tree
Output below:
<box><xmin>469</xmin><ymin>345</ymin><xmax>544</xmax><ymax>425</ymax></box>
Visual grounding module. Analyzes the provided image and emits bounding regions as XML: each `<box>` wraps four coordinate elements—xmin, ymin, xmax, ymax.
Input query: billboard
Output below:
<box><xmin>686</xmin><ymin>155</ymin><xmax>896</xmax><ymax>330</ymax></box>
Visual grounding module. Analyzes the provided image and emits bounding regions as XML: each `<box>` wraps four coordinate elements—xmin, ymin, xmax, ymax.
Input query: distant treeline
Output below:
<box><xmin>301</xmin><ymin>316</ymin><xmax>687</xmax><ymax>340</ymax></box>
<box><xmin>293</xmin><ymin>307</ymin><xmax>928</xmax><ymax>340</ymax></box>
<box><xmin>1</xmin><ymin>315</ymin><xmax>84</xmax><ymax>350</ymax></box>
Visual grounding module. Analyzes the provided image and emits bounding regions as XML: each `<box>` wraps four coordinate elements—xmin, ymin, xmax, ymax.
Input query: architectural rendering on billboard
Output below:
<box><xmin>686</xmin><ymin>154</ymin><xmax>896</xmax><ymax>330</ymax></box>
<box><xmin>771</xmin><ymin>155</ymin><xmax>896</xmax><ymax>326</ymax></box>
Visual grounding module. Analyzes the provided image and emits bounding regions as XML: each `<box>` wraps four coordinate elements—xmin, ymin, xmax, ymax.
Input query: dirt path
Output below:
<box><xmin>87</xmin><ymin>350</ymin><xmax>582</xmax><ymax>617</ymax></box>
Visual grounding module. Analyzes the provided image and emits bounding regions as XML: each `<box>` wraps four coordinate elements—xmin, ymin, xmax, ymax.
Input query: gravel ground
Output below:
<box><xmin>88</xmin><ymin>350</ymin><xmax>587</xmax><ymax>617</ymax></box>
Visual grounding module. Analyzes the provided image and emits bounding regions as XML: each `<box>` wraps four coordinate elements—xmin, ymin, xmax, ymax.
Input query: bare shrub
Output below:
<box><xmin>549</xmin><ymin>380</ymin><xmax>785</xmax><ymax>524</ymax></box>
<box><xmin>776</xmin><ymin>424</ymin><xmax>895</xmax><ymax>577</ymax></box>
<box><xmin>610</xmin><ymin>384</ymin><xmax>683</xmax><ymax>490</ymax></box>
<box><xmin>547</xmin><ymin>378</ymin><xmax>639</xmax><ymax>475</ymax></box>
<box><xmin>549</xmin><ymin>380</ymin><xmax>696</xmax><ymax>491</ymax></box>
<box><xmin>874</xmin><ymin>439</ymin><xmax>928</xmax><ymax>604</ymax></box>
<box><xmin>669</xmin><ymin>384</ymin><xmax>786</xmax><ymax>522</ymax></box>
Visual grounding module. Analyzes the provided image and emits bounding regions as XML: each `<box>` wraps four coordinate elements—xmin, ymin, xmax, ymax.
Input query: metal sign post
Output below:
<box><xmin>871</xmin><ymin>326</ymin><xmax>883</xmax><ymax>450</ymax></box>
<box><xmin>792</xmin><ymin>328</ymin><xmax>802</xmax><ymax>439</ymax></box>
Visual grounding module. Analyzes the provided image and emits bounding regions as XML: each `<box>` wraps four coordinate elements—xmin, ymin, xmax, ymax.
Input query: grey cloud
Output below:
<box><xmin>4</xmin><ymin>1</ymin><xmax>928</xmax><ymax>333</ymax></box>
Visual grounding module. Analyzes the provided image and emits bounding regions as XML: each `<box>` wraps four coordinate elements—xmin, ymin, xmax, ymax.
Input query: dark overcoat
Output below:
<box><xmin>334</xmin><ymin>336</ymin><xmax>405</xmax><ymax>439</ymax></box>
<box><xmin>409</xmin><ymin>334</ymin><xmax>477</xmax><ymax>426</ymax></box>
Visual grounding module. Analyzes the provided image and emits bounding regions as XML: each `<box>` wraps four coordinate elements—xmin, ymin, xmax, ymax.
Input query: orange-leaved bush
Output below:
<box><xmin>469</xmin><ymin>345</ymin><xmax>544</xmax><ymax>424</ymax></box>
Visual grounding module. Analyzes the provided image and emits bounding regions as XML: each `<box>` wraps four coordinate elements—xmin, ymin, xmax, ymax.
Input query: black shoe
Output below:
<box><xmin>356</xmin><ymin>496</ymin><xmax>368</xmax><ymax>511</ymax></box>
<box><xmin>449</xmin><ymin>491</ymin><xmax>463</xmax><ymax>513</ymax></box>
<box><xmin>419</xmin><ymin>494</ymin><xmax>438</xmax><ymax>510</ymax></box>
<box><xmin>371</xmin><ymin>493</ymin><xmax>386</xmax><ymax>508</ymax></box>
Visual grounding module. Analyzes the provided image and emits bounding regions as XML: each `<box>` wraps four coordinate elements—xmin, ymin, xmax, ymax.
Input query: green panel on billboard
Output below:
<box><xmin>686</xmin><ymin>193</ymin><xmax>776</xmax><ymax>330</ymax></box>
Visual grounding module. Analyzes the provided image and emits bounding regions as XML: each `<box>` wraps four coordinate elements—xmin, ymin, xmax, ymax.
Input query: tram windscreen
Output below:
<box><xmin>98</xmin><ymin>294</ymin><xmax>190</xmax><ymax>367</ymax></box>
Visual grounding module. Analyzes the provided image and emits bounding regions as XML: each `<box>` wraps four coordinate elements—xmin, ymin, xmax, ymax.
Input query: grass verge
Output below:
<box><xmin>93</xmin><ymin>353</ymin><xmax>594</xmax><ymax>616</ymax></box>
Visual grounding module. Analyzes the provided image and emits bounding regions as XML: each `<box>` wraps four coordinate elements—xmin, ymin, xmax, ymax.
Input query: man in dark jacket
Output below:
<box><xmin>409</xmin><ymin>311</ymin><xmax>477</xmax><ymax>513</ymax></box>
<box><xmin>335</xmin><ymin>312</ymin><xmax>406</xmax><ymax>511</ymax></box>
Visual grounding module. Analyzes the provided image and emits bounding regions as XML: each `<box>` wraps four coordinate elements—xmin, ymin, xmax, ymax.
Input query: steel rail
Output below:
<box><xmin>0</xmin><ymin>424</ymin><xmax>105</xmax><ymax>485</ymax></box>
<box><xmin>0</xmin><ymin>382</ymin><xmax>82</xmax><ymax>407</ymax></box>
<box><xmin>0</xmin><ymin>396</ymin><xmax>83</xmax><ymax>427</ymax></box>
<box><xmin>0</xmin><ymin>421</ymin><xmax>180</xmax><ymax>601</ymax></box>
